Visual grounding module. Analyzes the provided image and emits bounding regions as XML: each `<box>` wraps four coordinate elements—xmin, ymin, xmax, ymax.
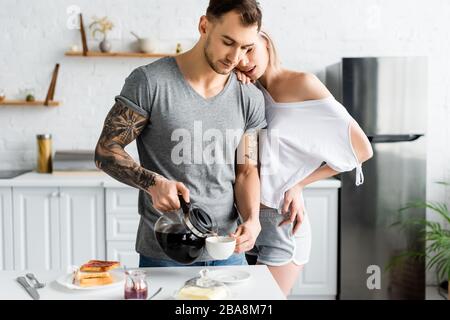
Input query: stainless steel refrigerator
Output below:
<box><xmin>326</xmin><ymin>57</ymin><xmax>427</xmax><ymax>299</ymax></box>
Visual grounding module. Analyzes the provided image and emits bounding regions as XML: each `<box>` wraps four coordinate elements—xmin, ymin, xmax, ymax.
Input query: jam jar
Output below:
<box><xmin>124</xmin><ymin>270</ymin><xmax>148</xmax><ymax>300</ymax></box>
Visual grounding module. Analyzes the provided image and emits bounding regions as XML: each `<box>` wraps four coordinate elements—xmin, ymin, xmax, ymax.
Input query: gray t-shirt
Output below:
<box><xmin>115</xmin><ymin>57</ymin><xmax>266</xmax><ymax>261</ymax></box>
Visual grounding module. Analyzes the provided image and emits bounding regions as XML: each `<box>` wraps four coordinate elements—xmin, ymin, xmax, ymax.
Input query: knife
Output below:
<box><xmin>16</xmin><ymin>276</ymin><xmax>40</xmax><ymax>300</ymax></box>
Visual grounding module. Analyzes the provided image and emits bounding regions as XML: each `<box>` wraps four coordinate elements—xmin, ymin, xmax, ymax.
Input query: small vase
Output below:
<box><xmin>99</xmin><ymin>38</ymin><xmax>112</xmax><ymax>53</ymax></box>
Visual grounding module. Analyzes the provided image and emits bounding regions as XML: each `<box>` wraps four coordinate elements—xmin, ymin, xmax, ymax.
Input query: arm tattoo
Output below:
<box><xmin>95</xmin><ymin>101</ymin><xmax>159</xmax><ymax>191</ymax></box>
<box><xmin>244</xmin><ymin>131</ymin><xmax>258</xmax><ymax>164</ymax></box>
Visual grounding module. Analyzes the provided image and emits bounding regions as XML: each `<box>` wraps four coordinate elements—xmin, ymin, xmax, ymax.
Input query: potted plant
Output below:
<box><xmin>18</xmin><ymin>88</ymin><xmax>35</xmax><ymax>102</ymax></box>
<box><xmin>89</xmin><ymin>16</ymin><xmax>114</xmax><ymax>52</ymax></box>
<box><xmin>387</xmin><ymin>182</ymin><xmax>450</xmax><ymax>300</ymax></box>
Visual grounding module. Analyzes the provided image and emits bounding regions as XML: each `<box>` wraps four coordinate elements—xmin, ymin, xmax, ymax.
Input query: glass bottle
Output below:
<box><xmin>36</xmin><ymin>134</ymin><xmax>52</xmax><ymax>173</ymax></box>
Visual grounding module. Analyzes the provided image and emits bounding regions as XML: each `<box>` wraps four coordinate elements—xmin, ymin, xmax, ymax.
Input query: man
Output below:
<box><xmin>95</xmin><ymin>0</ymin><xmax>266</xmax><ymax>267</ymax></box>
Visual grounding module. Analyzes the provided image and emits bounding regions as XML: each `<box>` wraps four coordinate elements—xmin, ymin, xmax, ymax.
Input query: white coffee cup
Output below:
<box><xmin>205</xmin><ymin>236</ymin><xmax>236</xmax><ymax>260</ymax></box>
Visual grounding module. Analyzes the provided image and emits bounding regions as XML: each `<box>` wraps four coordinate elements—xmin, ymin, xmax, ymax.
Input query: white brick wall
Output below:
<box><xmin>0</xmin><ymin>0</ymin><xmax>449</xmax><ymax>283</ymax></box>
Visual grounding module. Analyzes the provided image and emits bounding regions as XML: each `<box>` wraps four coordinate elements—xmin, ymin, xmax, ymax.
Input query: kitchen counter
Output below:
<box><xmin>0</xmin><ymin>171</ymin><xmax>123</xmax><ymax>187</ymax></box>
<box><xmin>0</xmin><ymin>265</ymin><xmax>285</xmax><ymax>300</ymax></box>
<box><xmin>0</xmin><ymin>171</ymin><xmax>342</xmax><ymax>188</ymax></box>
<box><xmin>0</xmin><ymin>173</ymin><xmax>341</xmax><ymax>298</ymax></box>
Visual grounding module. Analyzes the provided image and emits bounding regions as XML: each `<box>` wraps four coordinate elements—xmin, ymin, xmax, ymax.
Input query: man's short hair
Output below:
<box><xmin>206</xmin><ymin>0</ymin><xmax>262</xmax><ymax>31</ymax></box>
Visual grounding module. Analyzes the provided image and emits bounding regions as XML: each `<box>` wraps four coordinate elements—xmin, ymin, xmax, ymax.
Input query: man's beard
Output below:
<box><xmin>204</xmin><ymin>37</ymin><xmax>231</xmax><ymax>75</ymax></box>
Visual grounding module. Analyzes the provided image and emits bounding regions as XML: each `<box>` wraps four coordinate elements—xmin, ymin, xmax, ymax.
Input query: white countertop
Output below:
<box><xmin>0</xmin><ymin>171</ymin><xmax>342</xmax><ymax>188</ymax></box>
<box><xmin>0</xmin><ymin>265</ymin><xmax>285</xmax><ymax>300</ymax></box>
<box><xmin>0</xmin><ymin>171</ymin><xmax>126</xmax><ymax>187</ymax></box>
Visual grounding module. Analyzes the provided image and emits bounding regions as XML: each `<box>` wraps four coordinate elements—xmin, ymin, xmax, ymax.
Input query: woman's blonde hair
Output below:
<box><xmin>259</xmin><ymin>30</ymin><xmax>281</xmax><ymax>70</ymax></box>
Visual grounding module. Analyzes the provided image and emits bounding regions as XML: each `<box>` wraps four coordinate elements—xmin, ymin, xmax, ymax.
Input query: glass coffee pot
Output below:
<box><xmin>154</xmin><ymin>195</ymin><xmax>218</xmax><ymax>264</ymax></box>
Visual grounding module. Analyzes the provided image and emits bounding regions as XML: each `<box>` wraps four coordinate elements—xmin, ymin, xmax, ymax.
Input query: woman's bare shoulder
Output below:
<box><xmin>281</xmin><ymin>71</ymin><xmax>333</xmax><ymax>101</ymax></box>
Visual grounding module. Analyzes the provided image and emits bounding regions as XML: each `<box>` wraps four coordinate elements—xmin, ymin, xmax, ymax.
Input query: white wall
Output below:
<box><xmin>0</xmin><ymin>0</ymin><xmax>449</xmax><ymax>283</ymax></box>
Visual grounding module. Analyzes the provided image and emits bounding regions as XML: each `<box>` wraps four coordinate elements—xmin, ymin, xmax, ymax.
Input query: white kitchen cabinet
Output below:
<box><xmin>0</xmin><ymin>188</ymin><xmax>13</xmax><ymax>270</ymax></box>
<box><xmin>12</xmin><ymin>187</ymin><xmax>105</xmax><ymax>271</ymax></box>
<box><xmin>59</xmin><ymin>187</ymin><xmax>105</xmax><ymax>268</ymax></box>
<box><xmin>288</xmin><ymin>188</ymin><xmax>338</xmax><ymax>300</ymax></box>
<box><xmin>106</xmin><ymin>187</ymin><xmax>139</xmax><ymax>241</ymax></box>
<box><xmin>13</xmin><ymin>187</ymin><xmax>61</xmax><ymax>270</ymax></box>
<box><xmin>107</xmin><ymin>241</ymin><xmax>140</xmax><ymax>268</ymax></box>
<box><xmin>3</xmin><ymin>172</ymin><xmax>340</xmax><ymax>299</ymax></box>
<box><xmin>105</xmin><ymin>188</ymin><xmax>140</xmax><ymax>266</ymax></box>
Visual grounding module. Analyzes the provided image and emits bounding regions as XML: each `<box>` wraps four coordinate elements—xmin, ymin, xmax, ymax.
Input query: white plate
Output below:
<box><xmin>207</xmin><ymin>270</ymin><xmax>251</xmax><ymax>284</ymax></box>
<box><xmin>56</xmin><ymin>269</ymin><xmax>125</xmax><ymax>290</ymax></box>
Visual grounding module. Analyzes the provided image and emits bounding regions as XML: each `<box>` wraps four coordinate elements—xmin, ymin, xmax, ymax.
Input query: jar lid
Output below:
<box><xmin>37</xmin><ymin>134</ymin><xmax>52</xmax><ymax>139</ymax></box>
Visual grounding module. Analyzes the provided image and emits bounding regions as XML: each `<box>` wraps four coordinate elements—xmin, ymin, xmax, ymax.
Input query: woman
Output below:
<box><xmin>235</xmin><ymin>31</ymin><xmax>373</xmax><ymax>297</ymax></box>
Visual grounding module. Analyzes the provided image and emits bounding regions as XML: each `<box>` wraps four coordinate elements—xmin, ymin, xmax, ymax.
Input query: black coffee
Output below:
<box><xmin>155</xmin><ymin>224</ymin><xmax>205</xmax><ymax>264</ymax></box>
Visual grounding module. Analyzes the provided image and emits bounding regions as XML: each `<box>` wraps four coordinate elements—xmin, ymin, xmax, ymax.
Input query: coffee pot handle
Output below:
<box><xmin>178</xmin><ymin>194</ymin><xmax>191</xmax><ymax>214</ymax></box>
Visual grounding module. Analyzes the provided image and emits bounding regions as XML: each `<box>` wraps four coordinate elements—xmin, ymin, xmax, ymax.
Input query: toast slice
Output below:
<box><xmin>79</xmin><ymin>276</ymin><xmax>113</xmax><ymax>287</ymax></box>
<box><xmin>80</xmin><ymin>260</ymin><xmax>120</xmax><ymax>272</ymax></box>
<box><xmin>72</xmin><ymin>270</ymin><xmax>114</xmax><ymax>287</ymax></box>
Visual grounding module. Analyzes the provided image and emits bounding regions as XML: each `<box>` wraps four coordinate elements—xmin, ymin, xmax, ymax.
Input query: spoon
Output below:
<box><xmin>26</xmin><ymin>273</ymin><xmax>45</xmax><ymax>289</ymax></box>
<box><xmin>123</xmin><ymin>265</ymin><xmax>136</xmax><ymax>288</ymax></box>
<box><xmin>147</xmin><ymin>287</ymin><xmax>162</xmax><ymax>300</ymax></box>
<box><xmin>130</xmin><ymin>31</ymin><xmax>141</xmax><ymax>40</ymax></box>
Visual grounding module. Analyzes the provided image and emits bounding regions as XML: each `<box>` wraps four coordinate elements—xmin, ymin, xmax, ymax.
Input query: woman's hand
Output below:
<box><xmin>234</xmin><ymin>69</ymin><xmax>254</xmax><ymax>85</ymax></box>
<box><xmin>279</xmin><ymin>184</ymin><xmax>305</xmax><ymax>235</ymax></box>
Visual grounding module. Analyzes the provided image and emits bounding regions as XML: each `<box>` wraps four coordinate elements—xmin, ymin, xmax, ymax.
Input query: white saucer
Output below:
<box><xmin>207</xmin><ymin>269</ymin><xmax>251</xmax><ymax>284</ymax></box>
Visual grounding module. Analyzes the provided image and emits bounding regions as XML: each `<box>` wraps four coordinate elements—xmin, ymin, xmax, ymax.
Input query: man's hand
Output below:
<box><xmin>280</xmin><ymin>184</ymin><xmax>305</xmax><ymax>235</ymax></box>
<box><xmin>148</xmin><ymin>176</ymin><xmax>190</xmax><ymax>212</ymax></box>
<box><xmin>230</xmin><ymin>219</ymin><xmax>261</xmax><ymax>254</ymax></box>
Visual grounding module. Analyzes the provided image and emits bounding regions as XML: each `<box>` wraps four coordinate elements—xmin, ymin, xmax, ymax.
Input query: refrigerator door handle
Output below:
<box><xmin>368</xmin><ymin>134</ymin><xmax>424</xmax><ymax>143</ymax></box>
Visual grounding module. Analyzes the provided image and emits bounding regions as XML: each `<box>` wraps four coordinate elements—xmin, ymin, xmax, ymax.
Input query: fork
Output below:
<box><xmin>26</xmin><ymin>273</ymin><xmax>46</xmax><ymax>289</ymax></box>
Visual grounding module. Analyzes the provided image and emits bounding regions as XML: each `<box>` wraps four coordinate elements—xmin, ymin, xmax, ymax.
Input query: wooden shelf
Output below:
<box><xmin>0</xmin><ymin>100</ymin><xmax>60</xmax><ymax>107</ymax></box>
<box><xmin>65</xmin><ymin>51</ymin><xmax>176</xmax><ymax>58</ymax></box>
<box><xmin>69</xmin><ymin>14</ymin><xmax>177</xmax><ymax>59</ymax></box>
<box><xmin>1</xmin><ymin>64</ymin><xmax>61</xmax><ymax>108</ymax></box>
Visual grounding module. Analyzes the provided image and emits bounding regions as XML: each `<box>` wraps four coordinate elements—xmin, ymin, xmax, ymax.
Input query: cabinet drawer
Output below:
<box><xmin>107</xmin><ymin>214</ymin><xmax>140</xmax><ymax>241</ymax></box>
<box><xmin>107</xmin><ymin>241</ymin><xmax>139</xmax><ymax>268</ymax></box>
<box><xmin>106</xmin><ymin>188</ymin><xmax>139</xmax><ymax>215</ymax></box>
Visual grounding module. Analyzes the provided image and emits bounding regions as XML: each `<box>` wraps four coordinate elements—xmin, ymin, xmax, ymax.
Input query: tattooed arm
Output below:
<box><xmin>95</xmin><ymin>101</ymin><xmax>190</xmax><ymax>212</ymax></box>
<box><xmin>231</xmin><ymin>130</ymin><xmax>262</xmax><ymax>253</ymax></box>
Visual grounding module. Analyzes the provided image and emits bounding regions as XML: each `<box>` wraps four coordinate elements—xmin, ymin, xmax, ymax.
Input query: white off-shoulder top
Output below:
<box><xmin>256</xmin><ymin>81</ymin><xmax>364</xmax><ymax>211</ymax></box>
